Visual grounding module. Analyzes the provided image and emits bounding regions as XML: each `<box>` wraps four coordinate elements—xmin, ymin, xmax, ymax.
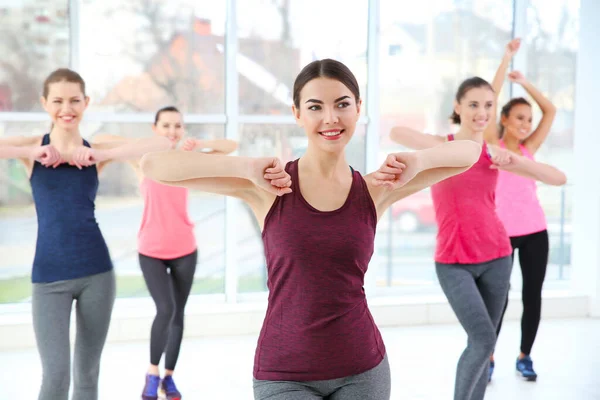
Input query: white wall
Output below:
<box><xmin>570</xmin><ymin>0</ymin><xmax>600</xmax><ymax>316</ymax></box>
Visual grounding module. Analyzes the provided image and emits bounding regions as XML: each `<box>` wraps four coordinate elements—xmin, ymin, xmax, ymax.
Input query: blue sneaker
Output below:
<box><xmin>141</xmin><ymin>374</ymin><xmax>161</xmax><ymax>400</ymax></box>
<box><xmin>516</xmin><ymin>355</ymin><xmax>537</xmax><ymax>381</ymax></box>
<box><xmin>161</xmin><ymin>375</ymin><xmax>182</xmax><ymax>400</ymax></box>
<box><xmin>488</xmin><ymin>360</ymin><xmax>495</xmax><ymax>383</ymax></box>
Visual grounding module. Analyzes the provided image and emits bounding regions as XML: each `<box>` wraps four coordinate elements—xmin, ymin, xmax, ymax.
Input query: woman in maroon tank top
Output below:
<box><xmin>140</xmin><ymin>59</ymin><xmax>481</xmax><ymax>399</ymax></box>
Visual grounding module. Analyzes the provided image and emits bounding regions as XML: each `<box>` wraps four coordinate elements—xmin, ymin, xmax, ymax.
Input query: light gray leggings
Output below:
<box><xmin>253</xmin><ymin>354</ymin><xmax>390</xmax><ymax>400</ymax></box>
<box><xmin>436</xmin><ymin>256</ymin><xmax>512</xmax><ymax>400</ymax></box>
<box><xmin>32</xmin><ymin>270</ymin><xmax>116</xmax><ymax>400</ymax></box>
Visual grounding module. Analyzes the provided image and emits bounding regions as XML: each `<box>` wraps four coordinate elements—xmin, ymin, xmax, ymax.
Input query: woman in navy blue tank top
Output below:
<box><xmin>140</xmin><ymin>59</ymin><xmax>482</xmax><ymax>400</ymax></box>
<box><xmin>0</xmin><ymin>68</ymin><xmax>171</xmax><ymax>400</ymax></box>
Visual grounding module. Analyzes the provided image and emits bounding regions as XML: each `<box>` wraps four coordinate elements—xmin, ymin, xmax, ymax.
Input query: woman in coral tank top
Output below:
<box><xmin>140</xmin><ymin>59</ymin><xmax>482</xmax><ymax>400</ymax></box>
<box><xmin>96</xmin><ymin>107</ymin><xmax>237</xmax><ymax>400</ymax></box>
<box><xmin>486</xmin><ymin>42</ymin><xmax>566</xmax><ymax>383</ymax></box>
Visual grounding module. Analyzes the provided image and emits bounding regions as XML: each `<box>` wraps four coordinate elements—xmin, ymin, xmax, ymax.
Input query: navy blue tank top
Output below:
<box><xmin>30</xmin><ymin>134</ymin><xmax>113</xmax><ymax>283</ymax></box>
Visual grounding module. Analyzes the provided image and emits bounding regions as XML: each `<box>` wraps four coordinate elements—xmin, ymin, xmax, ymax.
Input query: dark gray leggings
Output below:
<box><xmin>253</xmin><ymin>354</ymin><xmax>390</xmax><ymax>400</ymax></box>
<box><xmin>32</xmin><ymin>269</ymin><xmax>116</xmax><ymax>400</ymax></box>
<box><xmin>436</xmin><ymin>257</ymin><xmax>511</xmax><ymax>400</ymax></box>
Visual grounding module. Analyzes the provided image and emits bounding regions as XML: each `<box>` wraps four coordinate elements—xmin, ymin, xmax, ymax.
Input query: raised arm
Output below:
<box><xmin>491</xmin><ymin>39</ymin><xmax>520</xmax><ymax>94</ymax></box>
<box><xmin>508</xmin><ymin>71</ymin><xmax>557</xmax><ymax>155</ymax></box>
<box><xmin>485</xmin><ymin>38</ymin><xmax>521</xmax><ymax>145</ymax></box>
<box><xmin>491</xmin><ymin>152</ymin><xmax>566</xmax><ymax>186</ymax></box>
<box><xmin>368</xmin><ymin>140</ymin><xmax>482</xmax><ymax>217</ymax></box>
<box><xmin>140</xmin><ymin>150</ymin><xmax>291</xmax><ymax>228</ymax></box>
<box><xmin>389</xmin><ymin>126</ymin><xmax>446</xmax><ymax>150</ymax></box>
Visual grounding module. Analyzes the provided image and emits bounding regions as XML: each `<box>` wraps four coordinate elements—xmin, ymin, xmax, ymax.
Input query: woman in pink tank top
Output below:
<box><xmin>140</xmin><ymin>59</ymin><xmax>482</xmax><ymax>400</ymax></box>
<box><xmin>389</xmin><ymin>38</ymin><xmax>566</xmax><ymax>400</ymax></box>
<box><xmin>486</xmin><ymin>45</ymin><xmax>567</xmax><ymax>383</ymax></box>
<box><xmin>97</xmin><ymin>107</ymin><xmax>237</xmax><ymax>400</ymax></box>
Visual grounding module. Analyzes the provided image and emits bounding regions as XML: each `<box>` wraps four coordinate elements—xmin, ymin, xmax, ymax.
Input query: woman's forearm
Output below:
<box><xmin>515</xmin><ymin>157</ymin><xmax>567</xmax><ymax>186</ymax></box>
<box><xmin>390</xmin><ymin>126</ymin><xmax>444</xmax><ymax>150</ymax></box>
<box><xmin>103</xmin><ymin>136</ymin><xmax>172</xmax><ymax>161</ymax></box>
<box><xmin>416</xmin><ymin>140</ymin><xmax>482</xmax><ymax>171</ymax></box>
<box><xmin>0</xmin><ymin>145</ymin><xmax>31</xmax><ymax>159</ymax></box>
<box><xmin>491</xmin><ymin>55</ymin><xmax>512</xmax><ymax>94</ymax></box>
<box><xmin>140</xmin><ymin>150</ymin><xmax>254</xmax><ymax>182</ymax></box>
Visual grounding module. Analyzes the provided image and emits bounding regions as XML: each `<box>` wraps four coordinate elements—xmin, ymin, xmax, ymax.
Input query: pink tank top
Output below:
<box><xmin>495</xmin><ymin>141</ymin><xmax>547</xmax><ymax>237</ymax></box>
<box><xmin>138</xmin><ymin>177</ymin><xmax>196</xmax><ymax>259</ymax></box>
<box><xmin>431</xmin><ymin>135</ymin><xmax>512</xmax><ymax>264</ymax></box>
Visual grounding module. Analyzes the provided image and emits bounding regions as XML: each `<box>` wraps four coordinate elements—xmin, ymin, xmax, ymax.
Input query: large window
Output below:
<box><xmin>377</xmin><ymin>0</ymin><xmax>513</xmax><ymax>291</ymax></box>
<box><xmin>0</xmin><ymin>121</ymin><xmax>49</xmax><ymax>303</ymax></box>
<box><xmin>91</xmin><ymin>124</ymin><xmax>227</xmax><ymax>298</ymax></box>
<box><xmin>80</xmin><ymin>0</ymin><xmax>226</xmax><ymax>114</ymax></box>
<box><xmin>0</xmin><ymin>121</ymin><xmax>226</xmax><ymax>303</ymax></box>
<box><xmin>520</xmin><ymin>0</ymin><xmax>579</xmax><ymax>284</ymax></box>
<box><xmin>236</xmin><ymin>0</ymin><xmax>368</xmax><ymax>115</ymax></box>
<box><xmin>524</xmin><ymin>0</ymin><xmax>578</xmax><ymax>165</ymax></box>
<box><xmin>0</xmin><ymin>0</ymin><xmax>580</xmax><ymax>305</ymax></box>
<box><xmin>0</xmin><ymin>0</ymin><xmax>69</xmax><ymax>112</ymax></box>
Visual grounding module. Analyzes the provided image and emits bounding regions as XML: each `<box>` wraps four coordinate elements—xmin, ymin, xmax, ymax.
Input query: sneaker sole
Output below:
<box><xmin>515</xmin><ymin>370</ymin><xmax>537</xmax><ymax>382</ymax></box>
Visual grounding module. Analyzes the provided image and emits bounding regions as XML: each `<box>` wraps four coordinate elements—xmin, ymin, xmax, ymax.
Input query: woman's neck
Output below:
<box><xmin>300</xmin><ymin>145</ymin><xmax>350</xmax><ymax>180</ymax></box>
<box><xmin>502</xmin><ymin>133</ymin><xmax>521</xmax><ymax>152</ymax></box>
<box><xmin>49</xmin><ymin>127</ymin><xmax>83</xmax><ymax>151</ymax></box>
<box><xmin>453</xmin><ymin>126</ymin><xmax>484</xmax><ymax>144</ymax></box>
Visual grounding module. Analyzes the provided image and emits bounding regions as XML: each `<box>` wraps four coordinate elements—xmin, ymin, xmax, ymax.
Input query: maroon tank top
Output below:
<box><xmin>253</xmin><ymin>159</ymin><xmax>386</xmax><ymax>381</ymax></box>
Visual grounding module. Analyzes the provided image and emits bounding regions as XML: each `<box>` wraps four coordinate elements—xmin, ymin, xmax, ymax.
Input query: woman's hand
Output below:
<box><xmin>371</xmin><ymin>152</ymin><xmax>422</xmax><ymax>189</ymax></box>
<box><xmin>29</xmin><ymin>145</ymin><xmax>63</xmax><ymax>168</ymax></box>
<box><xmin>505</xmin><ymin>38</ymin><xmax>521</xmax><ymax>58</ymax></box>
<box><xmin>69</xmin><ymin>146</ymin><xmax>109</xmax><ymax>169</ymax></box>
<box><xmin>508</xmin><ymin>70</ymin><xmax>527</xmax><ymax>85</ymax></box>
<box><xmin>251</xmin><ymin>158</ymin><xmax>293</xmax><ymax>196</ymax></box>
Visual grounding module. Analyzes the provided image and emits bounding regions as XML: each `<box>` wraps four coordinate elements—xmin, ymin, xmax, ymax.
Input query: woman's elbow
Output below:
<box><xmin>543</xmin><ymin>170</ymin><xmax>567</xmax><ymax>186</ymax></box>
<box><xmin>546</xmin><ymin>104</ymin><xmax>557</xmax><ymax>116</ymax></box>
<box><xmin>554</xmin><ymin>172</ymin><xmax>567</xmax><ymax>186</ymax></box>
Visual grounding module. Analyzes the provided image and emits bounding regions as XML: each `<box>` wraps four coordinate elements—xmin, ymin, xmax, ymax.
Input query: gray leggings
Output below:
<box><xmin>253</xmin><ymin>354</ymin><xmax>390</xmax><ymax>400</ymax></box>
<box><xmin>32</xmin><ymin>270</ymin><xmax>116</xmax><ymax>400</ymax></box>
<box><xmin>436</xmin><ymin>256</ymin><xmax>512</xmax><ymax>400</ymax></box>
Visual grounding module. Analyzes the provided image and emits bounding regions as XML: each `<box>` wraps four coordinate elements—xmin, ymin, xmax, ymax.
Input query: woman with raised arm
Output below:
<box><xmin>389</xmin><ymin>70</ymin><xmax>565</xmax><ymax>399</ymax></box>
<box><xmin>0</xmin><ymin>68</ymin><xmax>172</xmax><ymax>400</ymax></box>
<box><xmin>487</xmin><ymin>57</ymin><xmax>560</xmax><ymax>382</ymax></box>
<box><xmin>96</xmin><ymin>106</ymin><xmax>237</xmax><ymax>400</ymax></box>
<box><xmin>141</xmin><ymin>59</ymin><xmax>480</xmax><ymax>400</ymax></box>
